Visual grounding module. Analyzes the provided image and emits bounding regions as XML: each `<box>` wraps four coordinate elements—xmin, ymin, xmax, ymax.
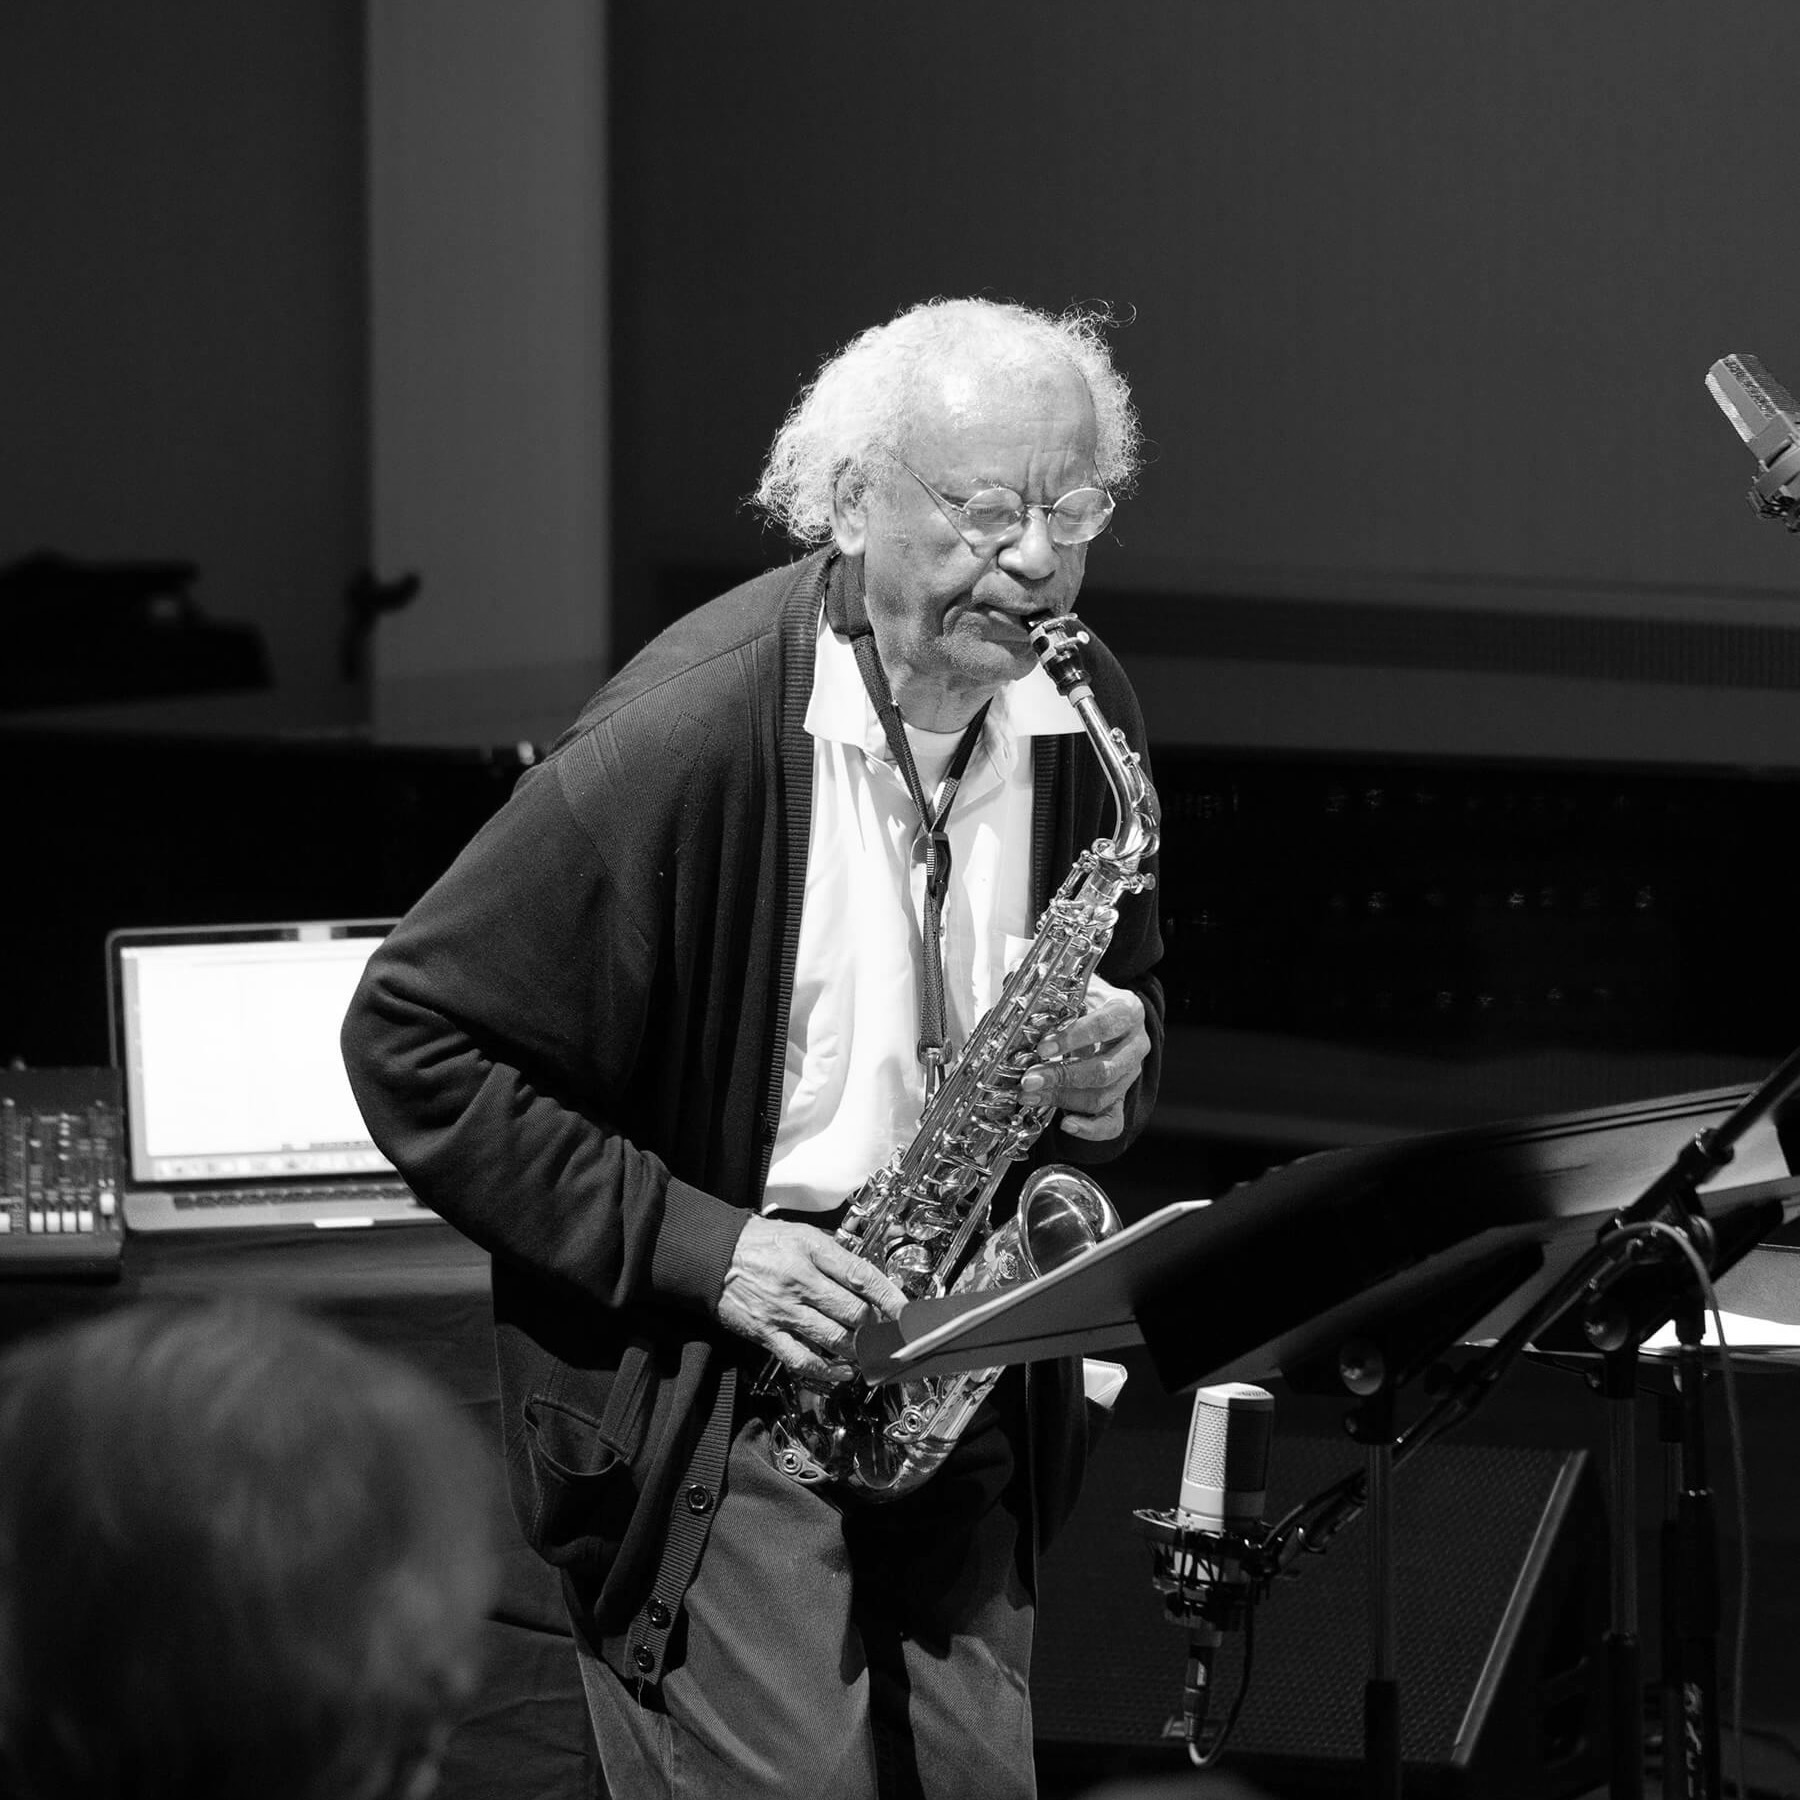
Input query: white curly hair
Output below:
<box><xmin>754</xmin><ymin>297</ymin><xmax>1142</xmax><ymax>545</ymax></box>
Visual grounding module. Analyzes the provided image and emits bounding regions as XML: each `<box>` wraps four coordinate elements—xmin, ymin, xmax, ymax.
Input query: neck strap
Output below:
<box><xmin>829</xmin><ymin>558</ymin><xmax>990</xmax><ymax>1097</ymax></box>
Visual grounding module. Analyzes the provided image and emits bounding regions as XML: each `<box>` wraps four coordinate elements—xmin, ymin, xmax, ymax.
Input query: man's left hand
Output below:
<box><xmin>1018</xmin><ymin>973</ymin><xmax>1150</xmax><ymax>1142</ymax></box>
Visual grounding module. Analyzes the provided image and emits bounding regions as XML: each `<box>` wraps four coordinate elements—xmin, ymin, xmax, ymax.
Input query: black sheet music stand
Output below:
<box><xmin>857</xmin><ymin>1084</ymin><xmax>1800</xmax><ymax>1800</ymax></box>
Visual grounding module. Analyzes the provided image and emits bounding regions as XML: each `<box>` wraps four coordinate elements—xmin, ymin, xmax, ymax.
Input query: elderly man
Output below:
<box><xmin>343</xmin><ymin>297</ymin><xmax>1163</xmax><ymax>1800</ymax></box>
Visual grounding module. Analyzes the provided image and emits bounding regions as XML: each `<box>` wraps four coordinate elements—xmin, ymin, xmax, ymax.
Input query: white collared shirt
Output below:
<box><xmin>761</xmin><ymin>615</ymin><xmax>1085</xmax><ymax>1215</ymax></box>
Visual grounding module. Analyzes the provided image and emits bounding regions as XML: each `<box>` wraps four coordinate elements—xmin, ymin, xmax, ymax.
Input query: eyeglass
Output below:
<box><xmin>901</xmin><ymin>463</ymin><xmax>1115</xmax><ymax>551</ymax></box>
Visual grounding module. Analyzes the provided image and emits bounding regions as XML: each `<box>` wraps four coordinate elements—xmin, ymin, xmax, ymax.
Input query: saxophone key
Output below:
<box><xmin>882</xmin><ymin>1243</ymin><xmax>935</xmax><ymax>1293</ymax></box>
<box><xmin>888</xmin><ymin>1404</ymin><xmax>932</xmax><ymax>1442</ymax></box>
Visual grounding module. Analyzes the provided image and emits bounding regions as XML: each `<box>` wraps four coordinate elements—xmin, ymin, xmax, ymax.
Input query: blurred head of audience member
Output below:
<box><xmin>0</xmin><ymin>1300</ymin><xmax>498</xmax><ymax>1800</ymax></box>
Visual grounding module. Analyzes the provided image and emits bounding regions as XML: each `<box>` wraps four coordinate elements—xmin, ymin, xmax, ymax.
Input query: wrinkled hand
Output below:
<box><xmin>1018</xmin><ymin>972</ymin><xmax>1150</xmax><ymax>1143</ymax></box>
<box><xmin>718</xmin><ymin>1215</ymin><xmax>908</xmax><ymax>1385</ymax></box>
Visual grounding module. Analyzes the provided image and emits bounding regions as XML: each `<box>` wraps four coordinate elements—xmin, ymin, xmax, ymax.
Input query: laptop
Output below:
<box><xmin>106</xmin><ymin>920</ymin><xmax>442</xmax><ymax>1233</ymax></box>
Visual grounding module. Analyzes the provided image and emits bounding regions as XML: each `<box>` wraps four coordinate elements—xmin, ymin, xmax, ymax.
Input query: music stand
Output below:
<box><xmin>857</xmin><ymin>1084</ymin><xmax>1800</xmax><ymax>1800</ymax></box>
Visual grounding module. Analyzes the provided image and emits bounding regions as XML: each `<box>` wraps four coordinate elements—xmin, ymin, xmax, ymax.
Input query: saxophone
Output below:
<box><xmin>765</xmin><ymin>612</ymin><xmax>1160</xmax><ymax>1500</ymax></box>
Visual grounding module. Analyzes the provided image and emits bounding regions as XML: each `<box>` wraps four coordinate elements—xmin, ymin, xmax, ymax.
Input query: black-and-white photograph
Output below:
<box><xmin>5</xmin><ymin>7</ymin><xmax>1800</xmax><ymax>1798</ymax></box>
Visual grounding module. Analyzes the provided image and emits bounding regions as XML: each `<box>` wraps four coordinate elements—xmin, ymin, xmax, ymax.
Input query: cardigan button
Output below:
<box><xmin>685</xmin><ymin>1482</ymin><xmax>713</xmax><ymax>1514</ymax></box>
<box><xmin>647</xmin><ymin>1599</ymin><xmax>672</xmax><ymax>1630</ymax></box>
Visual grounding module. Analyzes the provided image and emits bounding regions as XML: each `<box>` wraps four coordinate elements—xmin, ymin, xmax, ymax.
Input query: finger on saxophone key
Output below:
<box><xmin>1018</xmin><ymin>1038</ymin><xmax>1077</xmax><ymax>1099</ymax></box>
<box><xmin>824</xmin><ymin>1243</ymin><xmax>907</xmax><ymax>1318</ymax></box>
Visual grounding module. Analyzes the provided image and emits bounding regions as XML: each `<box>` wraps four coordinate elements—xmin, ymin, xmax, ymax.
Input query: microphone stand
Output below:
<box><xmin>1363</xmin><ymin>1393</ymin><xmax>1401</xmax><ymax>1800</ymax></box>
<box><xmin>1573</xmin><ymin>1044</ymin><xmax>1800</xmax><ymax>1800</ymax></box>
<box><xmin>1583</xmin><ymin>1287</ymin><xmax>1715</xmax><ymax>1800</ymax></box>
<box><xmin>1339</xmin><ymin>1344</ymin><xmax>1401</xmax><ymax>1800</ymax></box>
<box><xmin>1600</xmin><ymin>1338</ymin><xmax>1645</xmax><ymax>1800</ymax></box>
<box><xmin>1658</xmin><ymin>1288</ymin><xmax>1722</xmax><ymax>1800</ymax></box>
<box><xmin>1514</xmin><ymin>1045</ymin><xmax>1800</xmax><ymax>1800</ymax></box>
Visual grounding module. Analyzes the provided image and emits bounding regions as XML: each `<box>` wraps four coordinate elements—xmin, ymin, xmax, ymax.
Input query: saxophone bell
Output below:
<box><xmin>949</xmin><ymin>1163</ymin><xmax>1121</xmax><ymax>1297</ymax></box>
<box><xmin>1014</xmin><ymin>1164</ymin><xmax>1122</xmax><ymax>1279</ymax></box>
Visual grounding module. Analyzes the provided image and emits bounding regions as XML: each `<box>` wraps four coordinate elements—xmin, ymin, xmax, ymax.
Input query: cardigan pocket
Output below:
<box><xmin>520</xmin><ymin>1346</ymin><xmax>656</xmax><ymax>1571</ymax></box>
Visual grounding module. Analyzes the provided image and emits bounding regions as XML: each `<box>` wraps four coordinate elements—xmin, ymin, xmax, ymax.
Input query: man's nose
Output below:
<box><xmin>996</xmin><ymin>507</ymin><xmax>1060</xmax><ymax>582</ymax></box>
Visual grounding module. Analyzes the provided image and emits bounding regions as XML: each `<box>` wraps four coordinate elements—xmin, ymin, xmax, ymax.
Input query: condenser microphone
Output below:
<box><xmin>1137</xmin><ymin>1382</ymin><xmax>1276</xmax><ymax>1758</ymax></box>
<box><xmin>1177</xmin><ymin>1380</ymin><xmax>1275</xmax><ymax>1533</ymax></box>
<box><xmin>1705</xmin><ymin>353</ymin><xmax>1800</xmax><ymax>529</ymax></box>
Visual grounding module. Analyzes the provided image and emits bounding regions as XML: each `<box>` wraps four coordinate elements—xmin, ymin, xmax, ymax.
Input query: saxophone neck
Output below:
<box><xmin>1028</xmin><ymin>612</ymin><xmax>1160</xmax><ymax>868</ymax></box>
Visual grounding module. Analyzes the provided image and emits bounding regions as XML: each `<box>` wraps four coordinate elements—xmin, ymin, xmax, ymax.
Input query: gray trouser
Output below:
<box><xmin>571</xmin><ymin>1410</ymin><xmax>1037</xmax><ymax>1800</ymax></box>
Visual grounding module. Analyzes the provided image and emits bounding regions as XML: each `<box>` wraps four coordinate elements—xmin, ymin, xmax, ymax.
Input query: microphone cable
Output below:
<box><xmin>1183</xmin><ymin>1600</ymin><xmax>1257</xmax><ymax>1769</ymax></box>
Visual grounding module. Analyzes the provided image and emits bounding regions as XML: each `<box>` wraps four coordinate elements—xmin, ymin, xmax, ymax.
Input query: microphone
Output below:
<box><xmin>1705</xmin><ymin>353</ymin><xmax>1800</xmax><ymax>530</ymax></box>
<box><xmin>1136</xmin><ymin>1382</ymin><xmax>1276</xmax><ymax>1757</ymax></box>
<box><xmin>1178</xmin><ymin>1379</ymin><xmax>1275</xmax><ymax>1530</ymax></box>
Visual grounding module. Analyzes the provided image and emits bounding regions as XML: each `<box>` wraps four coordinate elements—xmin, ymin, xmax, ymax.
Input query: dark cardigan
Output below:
<box><xmin>342</xmin><ymin>549</ymin><xmax>1164</xmax><ymax>1679</ymax></box>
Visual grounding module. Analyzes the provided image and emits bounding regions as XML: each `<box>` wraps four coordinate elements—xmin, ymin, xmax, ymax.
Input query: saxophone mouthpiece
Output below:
<box><xmin>1027</xmin><ymin>612</ymin><xmax>1094</xmax><ymax>701</ymax></box>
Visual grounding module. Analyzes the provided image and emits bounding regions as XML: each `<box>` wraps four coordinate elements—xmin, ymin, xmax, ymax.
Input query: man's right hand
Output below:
<box><xmin>718</xmin><ymin>1215</ymin><xmax>908</xmax><ymax>1385</ymax></box>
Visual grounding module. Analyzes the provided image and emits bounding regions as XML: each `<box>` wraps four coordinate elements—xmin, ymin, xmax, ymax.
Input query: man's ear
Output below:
<box><xmin>829</xmin><ymin>471</ymin><xmax>868</xmax><ymax>557</ymax></box>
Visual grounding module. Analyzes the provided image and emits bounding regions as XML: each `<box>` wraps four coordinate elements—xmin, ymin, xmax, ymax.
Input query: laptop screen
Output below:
<box><xmin>108</xmin><ymin>922</ymin><xmax>398</xmax><ymax>1186</ymax></box>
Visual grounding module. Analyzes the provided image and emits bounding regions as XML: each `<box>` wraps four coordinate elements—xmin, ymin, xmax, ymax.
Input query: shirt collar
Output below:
<box><xmin>805</xmin><ymin>608</ymin><xmax>1085</xmax><ymax>773</ymax></box>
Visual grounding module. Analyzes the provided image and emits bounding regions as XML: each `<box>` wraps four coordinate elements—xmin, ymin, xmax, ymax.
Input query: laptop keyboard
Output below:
<box><xmin>170</xmin><ymin>1180</ymin><xmax>415</xmax><ymax>1210</ymax></box>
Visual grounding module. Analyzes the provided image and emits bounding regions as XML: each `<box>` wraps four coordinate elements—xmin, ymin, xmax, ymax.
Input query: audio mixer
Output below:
<box><xmin>0</xmin><ymin>1068</ymin><xmax>125</xmax><ymax>1279</ymax></box>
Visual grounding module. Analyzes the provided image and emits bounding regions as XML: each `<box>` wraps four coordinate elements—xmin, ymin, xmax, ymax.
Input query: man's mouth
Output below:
<box><xmin>967</xmin><ymin>601</ymin><xmax>1033</xmax><ymax>637</ymax></box>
